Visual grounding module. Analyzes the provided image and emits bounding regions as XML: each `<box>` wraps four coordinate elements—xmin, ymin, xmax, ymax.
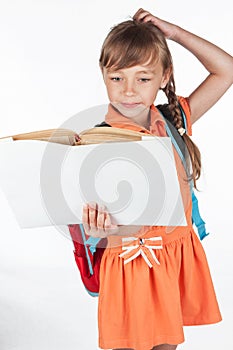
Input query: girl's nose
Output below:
<box><xmin>123</xmin><ymin>81</ymin><xmax>136</xmax><ymax>96</ymax></box>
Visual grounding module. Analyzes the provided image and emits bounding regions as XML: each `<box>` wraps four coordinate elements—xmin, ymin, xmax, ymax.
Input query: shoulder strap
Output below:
<box><xmin>156</xmin><ymin>104</ymin><xmax>209</xmax><ymax>240</ymax></box>
<box><xmin>156</xmin><ymin>104</ymin><xmax>186</xmax><ymax>164</ymax></box>
<box><xmin>94</xmin><ymin>121</ymin><xmax>112</xmax><ymax>127</ymax></box>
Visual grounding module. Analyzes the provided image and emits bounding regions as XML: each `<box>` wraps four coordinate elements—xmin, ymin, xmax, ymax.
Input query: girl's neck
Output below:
<box><xmin>131</xmin><ymin>109</ymin><xmax>151</xmax><ymax>130</ymax></box>
<box><xmin>109</xmin><ymin>104</ymin><xmax>151</xmax><ymax>130</ymax></box>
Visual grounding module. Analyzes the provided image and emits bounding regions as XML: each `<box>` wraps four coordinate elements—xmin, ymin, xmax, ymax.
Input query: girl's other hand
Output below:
<box><xmin>133</xmin><ymin>8</ymin><xmax>178</xmax><ymax>40</ymax></box>
<box><xmin>82</xmin><ymin>202</ymin><xmax>120</xmax><ymax>238</ymax></box>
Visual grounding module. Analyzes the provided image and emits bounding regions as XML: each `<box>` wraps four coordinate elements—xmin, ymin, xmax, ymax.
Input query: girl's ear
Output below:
<box><xmin>160</xmin><ymin>66</ymin><xmax>172</xmax><ymax>89</ymax></box>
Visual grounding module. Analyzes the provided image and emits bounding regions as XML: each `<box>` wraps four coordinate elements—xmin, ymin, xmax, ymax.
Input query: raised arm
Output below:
<box><xmin>133</xmin><ymin>8</ymin><xmax>233</xmax><ymax>124</ymax></box>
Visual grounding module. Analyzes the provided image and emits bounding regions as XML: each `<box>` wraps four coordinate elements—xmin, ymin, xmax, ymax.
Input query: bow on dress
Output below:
<box><xmin>119</xmin><ymin>236</ymin><xmax>163</xmax><ymax>268</ymax></box>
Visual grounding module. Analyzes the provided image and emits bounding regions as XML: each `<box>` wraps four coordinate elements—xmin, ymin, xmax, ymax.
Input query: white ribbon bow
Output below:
<box><xmin>119</xmin><ymin>236</ymin><xmax>163</xmax><ymax>268</ymax></box>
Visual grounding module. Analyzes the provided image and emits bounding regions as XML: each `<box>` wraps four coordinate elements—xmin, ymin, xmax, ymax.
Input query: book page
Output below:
<box><xmin>0</xmin><ymin>138</ymin><xmax>187</xmax><ymax>228</ymax></box>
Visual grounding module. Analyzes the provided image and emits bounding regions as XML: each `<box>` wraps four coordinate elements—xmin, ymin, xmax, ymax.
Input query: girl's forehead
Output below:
<box><xmin>105</xmin><ymin>61</ymin><xmax>163</xmax><ymax>73</ymax></box>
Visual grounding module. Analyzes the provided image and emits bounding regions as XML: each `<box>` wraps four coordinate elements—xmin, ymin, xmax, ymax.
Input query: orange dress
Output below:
<box><xmin>98</xmin><ymin>98</ymin><xmax>222</xmax><ymax>350</ymax></box>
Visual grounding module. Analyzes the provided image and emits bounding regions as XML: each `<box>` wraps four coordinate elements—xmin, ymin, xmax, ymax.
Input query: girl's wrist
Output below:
<box><xmin>168</xmin><ymin>25</ymin><xmax>186</xmax><ymax>42</ymax></box>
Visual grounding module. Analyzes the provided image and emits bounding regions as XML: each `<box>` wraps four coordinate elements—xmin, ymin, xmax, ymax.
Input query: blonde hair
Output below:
<box><xmin>99</xmin><ymin>20</ymin><xmax>201</xmax><ymax>188</ymax></box>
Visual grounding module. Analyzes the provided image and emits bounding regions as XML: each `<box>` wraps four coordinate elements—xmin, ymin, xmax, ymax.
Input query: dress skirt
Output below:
<box><xmin>98</xmin><ymin>226</ymin><xmax>222</xmax><ymax>350</ymax></box>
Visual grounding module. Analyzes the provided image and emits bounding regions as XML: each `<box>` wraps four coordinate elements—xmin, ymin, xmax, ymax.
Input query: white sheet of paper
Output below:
<box><xmin>0</xmin><ymin>138</ymin><xmax>187</xmax><ymax>228</ymax></box>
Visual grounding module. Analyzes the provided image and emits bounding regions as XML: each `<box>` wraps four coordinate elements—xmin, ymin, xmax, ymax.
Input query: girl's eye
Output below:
<box><xmin>139</xmin><ymin>78</ymin><xmax>151</xmax><ymax>82</ymax></box>
<box><xmin>110</xmin><ymin>77</ymin><xmax>122</xmax><ymax>81</ymax></box>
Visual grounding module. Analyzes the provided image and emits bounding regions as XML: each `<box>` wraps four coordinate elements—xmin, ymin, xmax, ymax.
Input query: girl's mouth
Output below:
<box><xmin>121</xmin><ymin>102</ymin><xmax>141</xmax><ymax>108</ymax></box>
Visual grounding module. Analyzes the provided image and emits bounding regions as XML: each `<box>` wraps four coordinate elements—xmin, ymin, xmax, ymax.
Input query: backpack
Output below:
<box><xmin>68</xmin><ymin>104</ymin><xmax>209</xmax><ymax>297</ymax></box>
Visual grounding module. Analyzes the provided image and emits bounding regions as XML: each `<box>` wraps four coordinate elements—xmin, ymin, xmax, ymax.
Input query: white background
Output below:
<box><xmin>0</xmin><ymin>0</ymin><xmax>232</xmax><ymax>349</ymax></box>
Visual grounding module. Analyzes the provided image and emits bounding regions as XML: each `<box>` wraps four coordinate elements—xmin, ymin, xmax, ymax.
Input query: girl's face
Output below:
<box><xmin>102</xmin><ymin>60</ymin><xmax>171</xmax><ymax>126</ymax></box>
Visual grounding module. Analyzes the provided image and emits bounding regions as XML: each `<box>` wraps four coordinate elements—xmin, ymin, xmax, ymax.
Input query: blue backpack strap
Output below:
<box><xmin>79</xmin><ymin>223</ymin><xmax>94</xmax><ymax>275</ymax></box>
<box><xmin>191</xmin><ymin>190</ymin><xmax>209</xmax><ymax>240</ymax></box>
<box><xmin>86</xmin><ymin>236</ymin><xmax>102</xmax><ymax>254</ymax></box>
<box><xmin>79</xmin><ymin>224</ymin><xmax>103</xmax><ymax>274</ymax></box>
<box><xmin>163</xmin><ymin>120</ymin><xmax>186</xmax><ymax>168</ymax></box>
<box><xmin>157</xmin><ymin>106</ymin><xmax>209</xmax><ymax>240</ymax></box>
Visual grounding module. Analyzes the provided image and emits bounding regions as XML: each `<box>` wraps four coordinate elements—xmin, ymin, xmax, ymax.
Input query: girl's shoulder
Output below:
<box><xmin>156</xmin><ymin>96</ymin><xmax>192</xmax><ymax>136</ymax></box>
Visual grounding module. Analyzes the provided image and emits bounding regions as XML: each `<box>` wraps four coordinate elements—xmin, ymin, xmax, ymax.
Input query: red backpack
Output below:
<box><xmin>68</xmin><ymin>224</ymin><xmax>107</xmax><ymax>296</ymax></box>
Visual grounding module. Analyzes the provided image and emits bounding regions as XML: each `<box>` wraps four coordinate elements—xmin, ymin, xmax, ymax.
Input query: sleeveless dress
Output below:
<box><xmin>98</xmin><ymin>98</ymin><xmax>222</xmax><ymax>350</ymax></box>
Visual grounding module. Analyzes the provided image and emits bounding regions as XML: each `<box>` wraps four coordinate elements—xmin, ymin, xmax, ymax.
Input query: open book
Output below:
<box><xmin>0</xmin><ymin>126</ymin><xmax>186</xmax><ymax>228</ymax></box>
<box><xmin>0</xmin><ymin>127</ymin><xmax>153</xmax><ymax>146</ymax></box>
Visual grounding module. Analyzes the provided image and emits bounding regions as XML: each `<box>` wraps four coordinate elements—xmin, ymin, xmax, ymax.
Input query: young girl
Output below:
<box><xmin>81</xmin><ymin>8</ymin><xmax>233</xmax><ymax>350</ymax></box>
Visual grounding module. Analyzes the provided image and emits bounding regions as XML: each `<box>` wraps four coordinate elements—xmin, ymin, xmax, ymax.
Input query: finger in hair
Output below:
<box><xmin>132</xmin><ymin>8</ymin><xmax>144</xmax><ymax>20</ymax></box>
<box><xmin>135</xmin><ymin>10</ymin><xmax>151</xmax><ymax>22</ymax></box>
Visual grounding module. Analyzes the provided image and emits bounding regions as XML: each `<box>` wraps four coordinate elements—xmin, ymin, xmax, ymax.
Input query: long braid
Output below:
<box><xmin>163</xmin><ymin>74</ymin><xmax>201</xmax><ymax>189</ymax></box>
